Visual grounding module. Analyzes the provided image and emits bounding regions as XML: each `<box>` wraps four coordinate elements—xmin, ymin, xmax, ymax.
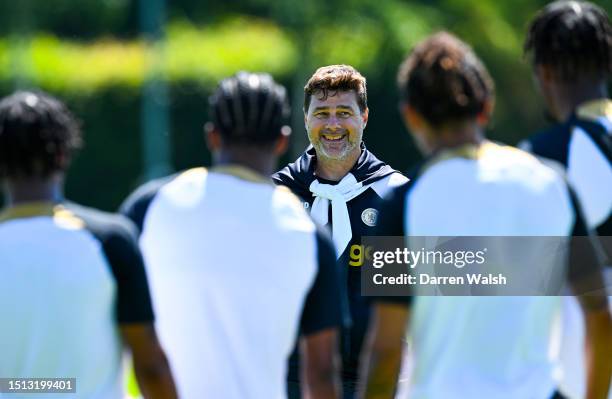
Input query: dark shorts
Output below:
<box><xmin>287</xmin><ymin>381</ymin><xmax>355</xmax><ymax>399</ymax></box>
<box><xmin>551</xmin><ymin>391</ymin><xmax>568</xmax><ymax>399</ymax></box>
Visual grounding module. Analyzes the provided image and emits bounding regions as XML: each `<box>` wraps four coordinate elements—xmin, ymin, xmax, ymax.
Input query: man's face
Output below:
<box><xmin>305</xmin><ymin>90</ymin><xmax>367</xmax><ymax>160</ymax></box>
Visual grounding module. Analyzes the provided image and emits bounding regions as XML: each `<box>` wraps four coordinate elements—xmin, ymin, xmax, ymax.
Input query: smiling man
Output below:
<box><xmin>121</xmin><ymin>72</ymin><xmax>345</xmax><ymax>399</ymax></box>
<box><xmin>307</xmin><ymin>89</ymin><xmax>364</xmax><ymax>166</ymax></box>
<box><xmin>273</xmin><ymin>64</ymin><xmax>408</xmax><ymax>399</ymax></box>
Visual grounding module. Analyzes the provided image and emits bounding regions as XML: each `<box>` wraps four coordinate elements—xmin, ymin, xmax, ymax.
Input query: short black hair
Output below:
<box><xmin>397</xmin><ymin>32</ymin><xmax>494</xmax><ymax>127</ymax></box>
<box><xmin>208</xmin><ymin>72</ymin><xmax>290</xmax><ymax>146</ymax></box>
<box><xmin>524</xmin><ymin>0</ymin><xmax>612</xmax><ymax>81</ymax></box>
<box><xmin>0</xmin><ymin>90</ymin><xmax>82</xmax><ymax>178</ymax></box>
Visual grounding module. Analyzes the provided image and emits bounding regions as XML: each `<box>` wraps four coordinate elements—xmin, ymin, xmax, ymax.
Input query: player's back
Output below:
<box><xmin>0</xmin><ymin>203</ymin><xmax>131</xmax><ymax>399</ymax></box>
<box><xmin>521</xmin><ymin>100</ymin><xmax>612</xmax><ymax>236</ymax></box>
<box><xmin>139</xmin><ymin>167</ymin><xmax>324</xmax><ymax>399</ymax></box>
<box><xmin>521</xmin><ymin>99</ymin><xmax>612</xmax><ymax>399</ymax></box>
<box><xmin>402</xmin><ymin>142</ymin><xmax>575</xmax><ymax>399</ymax></box>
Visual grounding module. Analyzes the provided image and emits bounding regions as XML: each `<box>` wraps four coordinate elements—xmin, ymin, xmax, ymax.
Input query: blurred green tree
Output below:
<box><xmin>0</xmin><ymin>0</ymin><xmax>610</xmax><ymax>210</ymax></box>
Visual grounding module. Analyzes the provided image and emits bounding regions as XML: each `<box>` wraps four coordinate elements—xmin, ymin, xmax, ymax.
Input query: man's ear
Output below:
<box><xmin>401</xmin><ymin>104</ymin><xmax>424</xmax><ymax>132</ymax></box>
<box><xmin>400</xmin><ymin>104</ymin><xmax>435</xmax><ymax>155</ymax></box>
<box><xmin>362</xmin><ymin>107</ymin><xmax>369</xmax><ymax>128</ymax></box>
<box><xmin>476</xmin><ymin>99</ymin><xmax>494</xmax><ymax>126</ymax></box>
<box><xmin>535</xmin><ymin>64</ymin><xmax>555</xmax><ymax>86</ymax></box>
<box><xmin>273</xmin><ymin>126</ymin><xmax>292</xmax><ymax>156</ymax></box>
<box><xmin>56</xmin><ymin>149</ymin><xmax>71</xmax><ymax>171</ymax></box>
<box><xmin>204</xmin><ymin>123</ymin><xmax>222</xmax><ymax>152</ymax></box>
<box><xmin>274</xmin><ymin>135</ymin><xmax>289</xmax><ymax>157</ymax></box>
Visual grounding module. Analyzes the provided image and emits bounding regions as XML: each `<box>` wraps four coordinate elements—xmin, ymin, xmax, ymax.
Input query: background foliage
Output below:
<box><xmin>0</xmin><ymin>0</ymin><xmax>610</xmax><ymax>210</ymax></box>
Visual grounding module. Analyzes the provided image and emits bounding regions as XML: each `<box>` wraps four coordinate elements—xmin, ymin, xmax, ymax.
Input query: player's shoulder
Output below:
<box><xmin>366</xmin><ymin>155</ymin><xmax>426</xmax><ymax>216</ymax></box>
<box><xmin>420</xmin><ymin>142</ymin><xmax>564</xmax><ymax>195</ymax></box>
<box><xmin>119</xmin><ymin>172</ymin><xmax>182</xmax><ymax>232</ymax></box>
<box><xmin>155</xmin><ymin>168</ymin><xmax>209</xmax><ymax>201</ymax></box>
<box><xmin>370</xmin><ymin>171</ymin><xmax>410</xmax><ymax>199</ymax></box>
<box><xmin>272</xmin><ymin>185</ymin><xmax>316</xmax><ymax>233</ymax></box>
<box><xmin>372</xmin><ymin>170</ymin><xmax>409</xmax><ymax>189</ymax></box>
<box><xmin>378</xmin><ymin>176</ymin><xmax>413</xmax><ymax>210</ymax></box>
<box><xmin>120</xmin><ymin>173</ymin><xmax>180</xmax><ymax>212</ymax></box>
<box><xmin>65</xmin><ymin>202</ymin><xmax>139</xmax><ymax>244</ymax></box>
<box><xmin>519</xmin><ymin>121</ymin><xmax>572</xmax><ymax>165</ymax></box>
<box><xmin>486</xmin><ymin>144</ymin><xmax>573</xmax><ymax>208</ymax></box>
<box><xmin>483</xmin><ymin>141</ymin><xmax>541</xmax><ymax>163</ymax></box>
<box><xmin>271</xmin><ymin>162</ymin><xmax>313</xmax><ymax>201</ymax></box>
<box><xmin>271</xmin><ymin>163</ymin><xmax>293</xmax><ymax>186</ymax></box>
<box><xmin>525</xmin><ymin>123</ymin><xmax>567</xmax><ymax>146</ymax></box>
<box><xmin>481</xmin><ymin>142</ymin><xmax>562</xmax><ymax>181</ymax></box>
<box><xmin>273</xmin><ymin>184</ymin><xmax>307</xmax><ymax>207</ymax></box>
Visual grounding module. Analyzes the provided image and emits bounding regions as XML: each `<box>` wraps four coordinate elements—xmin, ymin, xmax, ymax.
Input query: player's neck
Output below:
<box><xmin>4</xmin><ymin>174</ymin><xmax>64</xmax><ymax>207</ymax></box>
<box><xmin>214</xmin><ymin>148</ymin><xmax>277</xmax><ymax>177</ymax></box>
<box><xmin>552</xmin><ymin>81</ymin><xmax>608</xmax><ymax>121</ymax></box>
<box><xmin>314</xmin><ymin>146</ymin><xmax>361</xmax><ymax>182</ymax></box>
<box><xmin>428</xmin><ymin>123</ymin><xmax>484</xmax><ymax>154</ymax></box>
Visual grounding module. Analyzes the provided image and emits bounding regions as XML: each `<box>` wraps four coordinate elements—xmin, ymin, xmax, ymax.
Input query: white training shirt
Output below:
<box><xmin>378</xmin><ymin>142</ymin><xmax>583</xmax><ymax>399</ymax></box>
<box><xmin>131</xmin><ymin>166</ymin><xmax>343</xmax><ymax>399</ymax></box>
<box><xmin>0</xmin><ymin>202</ymin><xmax>154</xmax><ymax>399</ymax></box>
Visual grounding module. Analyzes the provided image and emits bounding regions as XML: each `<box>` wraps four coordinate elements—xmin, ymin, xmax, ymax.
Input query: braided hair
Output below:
<box><xmin>208</xmin><ymin>72</ymin><xmax>290</xmax><ymax>146</ymax></box>
<box><xmin>397</xmin><ymin>32</ymin><xmax>495</xmax><ymax>128</ymax></box>
<box><xmin>524</xmin><ymin>0</ymin><xmax>612</xmax><ymax>81</ymax></box>
<box><xmin>0</xmin><ymin>91</ymin><xmax>82</xmax><ymax>178</ymax></box>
